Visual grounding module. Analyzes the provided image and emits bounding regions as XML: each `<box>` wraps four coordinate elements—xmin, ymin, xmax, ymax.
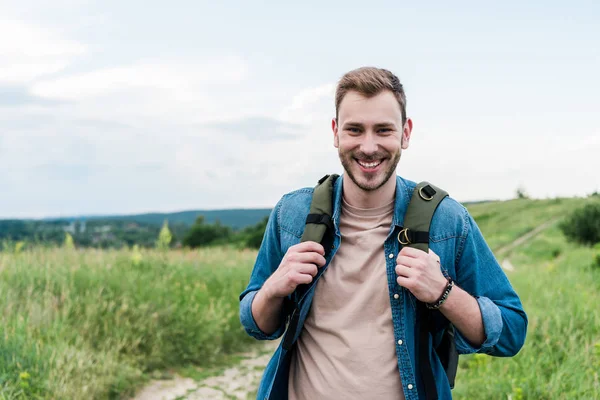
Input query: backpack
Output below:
<box><xmin>281</xmin><ymin>174</ymin><xmax>458</xmax><ymax>400</ymax></box>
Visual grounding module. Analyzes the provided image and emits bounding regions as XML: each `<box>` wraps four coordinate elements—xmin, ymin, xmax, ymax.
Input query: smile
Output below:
<box><xmin>356</xmin><ymin>159</ymin><xmax>383</xmax><ymax>170</ymax></box>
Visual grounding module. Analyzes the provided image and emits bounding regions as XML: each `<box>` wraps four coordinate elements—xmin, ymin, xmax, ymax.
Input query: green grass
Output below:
<box><xmin>0</xmin><ymin>247</ymin><xmax>258</xmax><ymax>399</ymax></box>
<box><xmin>466</xmin><ymin>197</ymin><xmax>590</xmax><ymax>251</ymax></box>
<box><xmin>451</xmin><ymin>200</ymin><xmax>600</xmax><ymax>399</ymax></box>
<box><xmin>1</xmin><ymin>196</ymin><xmax>599</xmax><ymax>399</ymax></box>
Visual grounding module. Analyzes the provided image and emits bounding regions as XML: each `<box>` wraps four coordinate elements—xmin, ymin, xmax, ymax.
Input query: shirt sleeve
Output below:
<box><xmin>453</xmin><ymin>209</ymin><xmax>528</xmax><ymax>356</ymax></box>
<box><xmin>239</xmin><ymin>198</ymin><xmax>289</xmax><ymax>340</ymax></box>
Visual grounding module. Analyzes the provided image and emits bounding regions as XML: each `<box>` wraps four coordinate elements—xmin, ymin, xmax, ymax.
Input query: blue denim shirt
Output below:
<box><xmin>239</xmin><ymin>175</ymin><xmax>528</xmax><ymax>400</ymax></box>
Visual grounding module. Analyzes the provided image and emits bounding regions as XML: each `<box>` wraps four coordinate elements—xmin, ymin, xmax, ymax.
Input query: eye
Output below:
<box><xmin>378</xmin><ymin>128</ymin><xmax>393</xmax><ymax>134</ymax></box>
<box><xmin>346</xmin><ymin>127</ymin><xmax>361</xmax><ymax>134</ymax></box>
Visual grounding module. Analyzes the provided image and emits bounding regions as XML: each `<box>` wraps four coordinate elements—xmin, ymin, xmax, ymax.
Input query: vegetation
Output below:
<box><xmin>0</xmin><ymin>247</ymin><xmax>258</xmax><ymax>399</ymax></box>
<box><xmin>559</xmin><ymin>201</ymin><xmax>600</xmax><ymax>246</ymax></box>
<box><xmin>0</xmin><ymin>210</ymin><xmax>271</xmax><ymax>251</ymax></box>
<box><xmin>1</xmin><ymin>194</ymin><xmax>599</xmax><ymax>399</ymax></box>
<box><xmin>454</xmin><ymin>228</ymin><xmax>600</xmax><ymax>399</ymax></box>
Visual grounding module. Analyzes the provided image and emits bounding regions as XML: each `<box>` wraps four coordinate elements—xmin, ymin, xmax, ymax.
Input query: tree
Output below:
<box><xmin>516</xmin><ymin>186</ymin><xmax>529</xmax><ymax>199</ymax></box>
<box><xmin>244</xmin><ymin>217</ymin><xmax>268</xmax><ymax>249</ymax></box>
<box><xmin>156</xmin><ymin>220</ymin><xmax>173</xmax><ymax>250</ymax></box>
<box><xmin>183</xmin><ymin>216</ymin><xmax>231</xmax><ymax>248</ymax></box>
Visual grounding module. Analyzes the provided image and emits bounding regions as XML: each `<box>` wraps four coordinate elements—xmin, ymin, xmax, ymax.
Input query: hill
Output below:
<box><xmin>65</xmin><ymin>208</ymin><xmax>273</xmax><ymax>229</ymax></box>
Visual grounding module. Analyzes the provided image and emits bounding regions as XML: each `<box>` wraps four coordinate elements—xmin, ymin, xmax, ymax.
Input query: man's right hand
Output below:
<box><xmin>262</xmin><ymin>241</ymin><xmax>327</xmax><ymax>300</ymax></box>
<box><xmin>251</xmin><ymin>241</ymin><xmax>326</xmax><ymax>335</ymax></box>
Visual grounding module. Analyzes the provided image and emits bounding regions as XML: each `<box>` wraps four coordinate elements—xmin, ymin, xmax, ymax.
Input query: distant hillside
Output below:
<box><xmin>44</xmin><ymin>208</ymin><xmax>273</xmax><ymax>230</ymax></box>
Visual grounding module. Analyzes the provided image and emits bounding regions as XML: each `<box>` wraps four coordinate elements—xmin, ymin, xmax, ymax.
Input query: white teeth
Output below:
<box><xmin>358</xmin><ymin>160</ymin><xmax>381</xmax><ymax>168</ymax></box>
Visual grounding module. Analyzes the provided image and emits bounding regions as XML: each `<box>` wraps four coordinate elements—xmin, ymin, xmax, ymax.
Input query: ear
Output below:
<box><xmin>332</xmin><ymin>117</ymin><xmax>339</xmax><ymax>148</ymax></box>
<box><xmin>401</xmin><ymin>118</ymin><xmax>413</xmax><ymax>149</ymax></box>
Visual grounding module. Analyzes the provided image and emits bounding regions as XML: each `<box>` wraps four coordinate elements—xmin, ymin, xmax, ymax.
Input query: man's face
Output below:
<box><xmin>333</xmin><ymin>90</ymin><xmax>412</xmax><ymax>192</ymax></box>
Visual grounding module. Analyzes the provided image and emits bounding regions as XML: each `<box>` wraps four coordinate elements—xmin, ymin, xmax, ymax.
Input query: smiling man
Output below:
<box><xmin>239</xmin><ymin>67</ymin><xmax>528</xmax><ymax>400</ymax></box>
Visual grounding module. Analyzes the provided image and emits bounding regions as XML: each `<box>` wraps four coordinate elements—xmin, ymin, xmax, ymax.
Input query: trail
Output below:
<box><xmin>496</xmin><ymin>217</ymin><xmax>560</xmax><ymax>272</ymax></box>
<box><xmin>132</xmin><ymin>220</ymin><xmax>558</xmax><ymax>399</ymax></box>
<box><xmin>131</xmin><ymin>340</ymin><xmax>279</xmax><ymax>400</ymax></box>
<box><xmin>495</xmin><ymin>218</ymin><xmax>560</xmax><ymax>258</ymax></box>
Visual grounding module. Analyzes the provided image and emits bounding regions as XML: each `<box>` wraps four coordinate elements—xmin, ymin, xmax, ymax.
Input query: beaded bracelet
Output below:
<box><xmin>426</xmin><ymin>277</ymin><xmax>454</xmax><ymax>310</ymax></box>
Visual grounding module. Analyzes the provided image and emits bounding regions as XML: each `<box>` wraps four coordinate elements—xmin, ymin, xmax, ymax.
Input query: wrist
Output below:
<box><xmin>427</xmin><ymin>277</ymin><xmax>454</xmax><ymax>310</ymax></box>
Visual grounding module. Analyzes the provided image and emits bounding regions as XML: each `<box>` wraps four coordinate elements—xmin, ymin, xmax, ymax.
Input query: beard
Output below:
<box><xmin>339</xmin><ymin>147</ymin><xmax>401</xmax><ymax>192</ymax></box>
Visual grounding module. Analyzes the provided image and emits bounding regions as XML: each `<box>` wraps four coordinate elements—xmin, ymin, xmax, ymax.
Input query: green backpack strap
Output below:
<box><xmin>400</xmin><ymin>181</ymin><xmax>448</xmax><ymax>253</ymax></box>
<box><xmin>402</xmin><ymin>182</ymin><xmax>458</xmax><ymax>399</ymax></box>
<box><xmin>300</xmin><ymin>173</ymin><xmax>340</xmax><ymax>252</ymax></box>
<box><xmin>282</xmin><ymin>174</ymin><xmax>339</xmax><ymax>351</ymax></box>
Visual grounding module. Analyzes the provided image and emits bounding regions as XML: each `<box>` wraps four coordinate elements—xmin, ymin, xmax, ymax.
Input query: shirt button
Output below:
<box><xmin>408</xmin><ymin>384</ymin><xmax>413</xmax><ymax>390</ymax></box>
<box><xmin>389</xmin><ymin>253</ymin><xmax>394</xmax><ymax>259</ymax></box>
<box><xmin>397</xmin><ymin>339</ymin><xmax>403</xmax><ymax>345</ymax></box>
<box><xmin>393</xmin><ymin>293</ymin><xmax>399</xmax><ymax>299</ymax></box>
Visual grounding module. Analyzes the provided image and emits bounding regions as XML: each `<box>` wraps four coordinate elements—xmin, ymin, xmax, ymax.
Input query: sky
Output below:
<box><xmin>1</xmin><ymin>0</ymin><xmax>599</xmax><ymax>218</ymax></box>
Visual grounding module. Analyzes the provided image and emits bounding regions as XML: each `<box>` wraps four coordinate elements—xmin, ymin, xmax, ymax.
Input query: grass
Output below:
<box><xmin>451</xmin><ymin>198</ymin><xmax>600</xmax><ymax>399</ymax></box>
<box><xmin>0</xmin><ymin>247</ymin><xmax>258</xmax><ymax>399</ymax></box>
<box><xmin>453</xmin><ymin>226</ymin><xmax>600</xmax><ymax>399</ymax></box>
<box><xmin>0</xmin><ymin>196</ymin><xmax>599</xmax><ymax>399</ymax></box>
<box><xmin>466</xmin><ymin>197</ymin><xmax>590</xmax><ymax>251</ymax></box>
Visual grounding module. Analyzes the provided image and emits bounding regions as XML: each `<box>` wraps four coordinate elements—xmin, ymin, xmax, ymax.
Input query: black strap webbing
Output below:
<box><xmin>305</xmin><ymin>213</ymin><xmax>334</xmax><ymax>232</ymax></box>
<box><xmin>398</xmin><ymin>228</ymin><xmax>429</xmax><ymax>245</ymax></box>
<box><xmin>418</xmin><ymin>301</ymin><xmax>437</xmax><ymax>400</ymax></box>
<box><xmin>421</xmin><ymin>184</ymin><xmax>437</xmax><ymax>198</ymax></box>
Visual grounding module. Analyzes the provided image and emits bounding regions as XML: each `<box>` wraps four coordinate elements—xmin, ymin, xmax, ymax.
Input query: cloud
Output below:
<box><xmin>204</xmin><ymin>117</ymin><xmax>303</xmax><ymax>141</ymax></box>
<box><xmin>30</xmin><ymin>56</ymin><xmax>249</xmax><ymax>101</ymax></box>
<box><xmin>0</xmin><ymin>19</ymin><xmax>86</xmax><ymax>84</ymax></box>
<box><xmin>279</xmin><ymin>83</ymin><xmax>336</xmax><ymax>124</ymax></box>
<box><xmin>0</xmin><ymin>85</ymin><xmax>63</xmax><ymax>107</ymax></box>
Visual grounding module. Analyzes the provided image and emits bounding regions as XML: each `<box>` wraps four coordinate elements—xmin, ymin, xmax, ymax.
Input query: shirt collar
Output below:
<box><xmin>332</xmin><ymin>174</ymin><xmax>410</xmax><ymax>235</ymax></box>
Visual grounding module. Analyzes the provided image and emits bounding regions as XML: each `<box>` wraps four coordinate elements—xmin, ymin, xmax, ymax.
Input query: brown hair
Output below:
<box><xmin>335</xmin><ymin>67</ymin><xmax>407</xmax><ymax>125</ymax></box>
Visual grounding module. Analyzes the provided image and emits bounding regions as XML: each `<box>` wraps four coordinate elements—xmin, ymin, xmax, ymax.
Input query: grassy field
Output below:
<box><xmin>0</xmin><ymin>247</ymin><xmax>258</xmax><ymax>399</ymax></box>
<box><xmin>0</xmin><ymin>196</ymin><xmax>599</xmax><ymax>399</ymax></box>
<box><xmin>454</xmin><ymin>198</ymin><xmax>600</xmax><ymax>399</ymax></box>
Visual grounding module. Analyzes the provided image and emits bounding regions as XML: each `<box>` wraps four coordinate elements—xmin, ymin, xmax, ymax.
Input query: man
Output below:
<box><xmin>239</xmin><ymin>67</ymin><xmax>528</xmax><ymax>400</ymax></box>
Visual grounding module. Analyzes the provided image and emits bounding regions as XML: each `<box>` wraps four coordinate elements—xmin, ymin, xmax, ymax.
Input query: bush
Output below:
<box><xmin>183</xmin><ymin>216</ymin><xmax>231</xmax><ymax>248</ymax></box>
<box><xmin>243</xmin><ymin>217</ymin><xmax>268</xmax><ymax>249</ymax></box>
<box><xmin>559</xmin><ymin>202</ymin><xmax>600</xmax><ymax>246</ymax></box>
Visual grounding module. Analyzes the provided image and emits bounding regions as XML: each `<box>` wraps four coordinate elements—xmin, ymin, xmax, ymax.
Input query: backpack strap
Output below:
<box><xmin>401</xmin><ymin>182</ymin><xmax>447</xmax><ymax>252</ymax></box>
<box><xmin>402</xmin><ymin>182</ymin><xmax>453</xmax><ymax>400</ymax></box>
<box><xmin>300</xmin><ymin>174</ymin><xmax>339</xmax><ymax>253</ymax></box>
<box><xmin>282</xmin><ymin>174</ymin><xmax>339</xmax><ymax>351</ymax></box>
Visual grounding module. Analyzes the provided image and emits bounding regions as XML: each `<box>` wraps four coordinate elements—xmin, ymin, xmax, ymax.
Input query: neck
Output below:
<box><xmin>342</xmin><ymin>173</ymin><xmax>397</xmax><ymax>209</ymax></box>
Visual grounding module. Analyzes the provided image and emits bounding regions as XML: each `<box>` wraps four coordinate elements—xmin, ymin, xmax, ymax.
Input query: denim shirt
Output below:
<box><xmin>239</xmin><ymin>175</ymin><xmax>528</xmax><ymax>400</ymax></box>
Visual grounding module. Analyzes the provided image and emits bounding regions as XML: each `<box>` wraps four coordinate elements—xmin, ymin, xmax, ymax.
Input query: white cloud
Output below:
<box><xmin>30</xmin><ymin>56</ymin><xmax>249</xmax><ymax>101</ymax></box>
<box><xmin>279</xmin><ymin>83</ymin><xmax>335</xmax><ymax>124</ymax></box>
<box><xmin>0</xmin><ymin>19</ymin><xmax>86</xmax><ymax>84</ymax></box>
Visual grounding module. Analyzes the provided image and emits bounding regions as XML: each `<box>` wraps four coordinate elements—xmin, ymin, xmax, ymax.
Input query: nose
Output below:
<box><xmin>359</xmin><ymin>132</ymin><xmax>378</xmax><ymax>155</ymax></box>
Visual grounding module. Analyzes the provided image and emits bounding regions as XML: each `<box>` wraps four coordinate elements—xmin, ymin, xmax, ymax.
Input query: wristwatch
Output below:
<box><xmin>426</xmin><ymin>277</ymin><xmax>454</xmax><ymax>310</ymax></box>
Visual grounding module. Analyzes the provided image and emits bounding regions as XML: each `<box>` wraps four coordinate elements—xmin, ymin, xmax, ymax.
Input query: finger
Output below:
<box><xmin>294</xmin><ymin>252</ymin><xmax>327</xmax><ymax>267</ymax></box>
<box><xmin>293</xmin><ymin>241</ymin><xmax>325</xmax><ymax>256</ymax></box>
<box><xmin>395</xmin><ymin>264</ymin><xmax>414</xmax><ymax>278</ymax></box>
<box><xmin>396</xmin><ymin>255</ymin><xmax>417</xmax><ymax>269</ymax></box>
<box><xmin>290</xmin><ymin>272</ymin><xmax>313</xmax><ymax>286</ymax></box>
<box><xmin>399</xmin><ymin>246</ymin><xmax>427</xmax><ymax>258</ymax></box>
<box><xmin>295</xmin><ymin>263</ymin><xmax>319</xmax><ymax>277</ymax></box>
<box><xmin>396</xmin><ymin>275</ymin><xmax>412</xmax><ymax>288</ymax></box>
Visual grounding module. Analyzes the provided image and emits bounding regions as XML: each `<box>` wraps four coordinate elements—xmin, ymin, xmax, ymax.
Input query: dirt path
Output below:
<box><xmin>131</xmin><ymin>340</ymin><xmax>279</xmax><ymax>400</ymax></box>
<box><xmin>496</xmin><ymin>218</ymin><xmax>561</xmax><ymax>272</ymax></box>
<box><xmin>495</xmin><ymin>218</ymin><xmax>560</xmax><ymax>258</ymax></box>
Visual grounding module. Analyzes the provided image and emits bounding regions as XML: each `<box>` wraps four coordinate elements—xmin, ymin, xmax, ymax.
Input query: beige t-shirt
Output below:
<box><xmin>288</xmin><ymin>196</ymin><xmax>404</xmax><ymax>400</ymax></box>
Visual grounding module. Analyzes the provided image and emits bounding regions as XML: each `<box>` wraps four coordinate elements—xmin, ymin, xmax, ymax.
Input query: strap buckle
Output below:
<box><xmin>419</xmin><ymin>186</ymin><xmax>435</xmax><ymax>201</ymax></box>
<box><xmin>398</xmin><ymin>228</ymin><xmax>411</xmax><ymax>245</ymax></box>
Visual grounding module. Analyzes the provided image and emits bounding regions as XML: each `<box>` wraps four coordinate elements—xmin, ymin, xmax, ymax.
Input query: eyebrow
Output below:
<box><xmin>342</xmin><ymin>121</ymin><xmax>397</xmax><ymax>129</ymax></box>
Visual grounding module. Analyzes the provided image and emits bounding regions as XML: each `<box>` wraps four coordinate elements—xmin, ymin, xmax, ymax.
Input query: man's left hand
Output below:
<box><xmin>395</xmin><ymin>247</ymin><xmax>448</xmax><ymax>303</ymax></box>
